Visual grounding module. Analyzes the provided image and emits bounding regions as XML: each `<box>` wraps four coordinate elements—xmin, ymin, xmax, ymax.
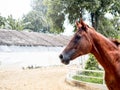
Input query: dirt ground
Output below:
<box><xmin>0</xmin><ymin>66</ymin><xmax>104</xmax><ymax>90</ymax></box>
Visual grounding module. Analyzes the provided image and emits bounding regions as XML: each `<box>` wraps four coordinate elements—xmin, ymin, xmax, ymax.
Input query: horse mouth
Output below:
<box><xmin>61</xmin><ymin>59</ymin><xmax>70</xmax><ymax>65</ymax></box>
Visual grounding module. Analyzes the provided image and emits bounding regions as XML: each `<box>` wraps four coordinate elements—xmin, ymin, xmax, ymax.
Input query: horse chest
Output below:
<box><xmin>105</xmin><ymin>73</ymin><xmax>120</xmax><ymax>90</ymax></box>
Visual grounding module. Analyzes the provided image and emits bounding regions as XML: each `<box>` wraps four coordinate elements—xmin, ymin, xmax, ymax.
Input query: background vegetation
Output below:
<box><xmin>85</xmin><ymin>54</ymin><xmax>102</xmax><ymax>70</ymax></box>
<box><xmin>73</xmin><ymin>54</ymin><xmax>104</xmax><ymax>84</ymax></box>
<box><xmin>0</xmin><ymin>0</ymin><xmax>119</xmax><ymax>38</ymax></box>
<box><xmin>44</xmin><ymin>0</ymin><xmax>120</xmax><ymax>38</ymax></box>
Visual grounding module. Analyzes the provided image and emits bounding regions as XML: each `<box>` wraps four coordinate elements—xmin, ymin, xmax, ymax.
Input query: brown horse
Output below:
<box><xmin>59</xmin><ymin>20</ymin><xmax>120</xmax><ymax>90</ymax></box>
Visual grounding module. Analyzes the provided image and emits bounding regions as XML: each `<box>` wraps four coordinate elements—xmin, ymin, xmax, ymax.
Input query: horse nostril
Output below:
<box><xmin>59</xmin><ymin>54</ymin><xmax>63</xmax><ymax>59</ymax></box>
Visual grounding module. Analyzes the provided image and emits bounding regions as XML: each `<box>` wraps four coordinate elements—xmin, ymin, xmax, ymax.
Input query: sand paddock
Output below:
<box><xmin>0</xmin><ymin>66</ymin><xmax>104</xmax><ymax>90</ymax></box>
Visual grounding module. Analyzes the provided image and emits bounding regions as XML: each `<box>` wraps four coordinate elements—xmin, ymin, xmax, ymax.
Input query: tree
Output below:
<box><xmin>45</xmin><ymin>0</ymin><xmax>120</xmax><ymax>37</ymax></box>
<box><xmin>6</xmin><ymin>15</ymin><xmax>24</xmax><ymax>30</ymax></box>
<box><xmin>0</xmin><ymin>15</ymin><xmax>6</xmax><ymax>28</ymax></box>
<box><xmin>44</xmin><ymin>0</ymin><xmax>67</xmax><ymax>33</ymax></box>
<box><xmin>0</xmin><ymin>15</ymin><xmax>24</xmax><ymax>30</ymax></box>
<box><xmin>111</xmin><ymin>17</ymin><xmax>120</xmax><ymax>37</ymax></box>
<box><xmin>23</xmin><ymin>0</ymin><xmax>50</xmax><ymax>33</ymax></box>
<box><xmin>85</xmin><ymin>54</ymin><xmax>101</xmax><ymax>70</ymax></box>
<box><xmin>97</xmin><ymin>16</ymin><xmax>119</xmax><ymax>38</ymax></box>
<box><xmin>23</xmin><ymin>11</ymin><xmax>44</xmax><ymax>32</ymax></box>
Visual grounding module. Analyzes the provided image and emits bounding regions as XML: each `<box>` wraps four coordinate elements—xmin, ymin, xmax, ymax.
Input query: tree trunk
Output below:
<box><xmin>80</xmin><ymin>8</ymin><xmax>83</xmax><ymax>18</ymax></box>
<box><xmin>91</xmin><ymin>13</ymin><xmax>95</xmax><ymax>29</ymax></box>
<box><xmin>90</xmin><ymin>11</ymin><xmax>99</xmax><ymax>31</ymax></box>
<box><xmin>95</xmin><ymin>11</ymin><xmax>99</xmax><ymax>30</ymax></box>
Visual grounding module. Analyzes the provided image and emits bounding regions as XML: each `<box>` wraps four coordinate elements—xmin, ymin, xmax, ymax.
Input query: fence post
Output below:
<box><xmin>103</xmin><ymin>71</ymin><xmax>105</xmax><ymax>85</ymax></box>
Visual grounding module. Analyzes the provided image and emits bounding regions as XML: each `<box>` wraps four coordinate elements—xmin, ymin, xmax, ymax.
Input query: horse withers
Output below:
<box><xmin>59</xmin><ymin>20</ymin><xmax>120</xmax><ymax>90</ymax></box>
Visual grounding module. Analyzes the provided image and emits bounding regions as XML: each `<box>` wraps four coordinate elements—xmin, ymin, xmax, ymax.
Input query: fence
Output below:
<box><xmin>67</xmin><ymin>68</ymin><xmax>105</xmax><ymax>85</ymax></box>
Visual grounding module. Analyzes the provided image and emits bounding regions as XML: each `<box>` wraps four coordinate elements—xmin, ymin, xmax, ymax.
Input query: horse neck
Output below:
<box><xmin>90</xmin><ymin>30</ymin><xmax>118</xmax><ymax>71</ymax></box>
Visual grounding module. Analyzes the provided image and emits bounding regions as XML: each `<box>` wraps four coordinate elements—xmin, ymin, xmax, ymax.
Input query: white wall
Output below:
<box><xmin>0</xmin><ymin>45</ymin><xmax>88</xmax><ymax>68</ymax></box>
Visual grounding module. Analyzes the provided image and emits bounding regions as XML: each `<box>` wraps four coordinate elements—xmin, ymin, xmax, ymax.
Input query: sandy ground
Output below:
<box><xmin>0</xmin><ymin>66</ymin><xmax>85</xmax><ymax>90</ymax></box>
<box><xmin>0</xmin><ymin>66</ymin><xmax>105</xmax><ymax>90</ymax></box>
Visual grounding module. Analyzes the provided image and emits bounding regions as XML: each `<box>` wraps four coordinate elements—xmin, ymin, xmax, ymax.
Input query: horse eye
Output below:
<box><xmin>76</xmin><ymin>35</ymin><xmax>81</xmax><ymax>40</ymax></box>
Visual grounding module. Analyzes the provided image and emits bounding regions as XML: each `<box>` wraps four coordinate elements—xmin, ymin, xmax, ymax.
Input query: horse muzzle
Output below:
<box><xmin>59</xmin><ymin>49</ymin><xmax>75</xmax><ymax>65</ymax></box>
<box><xmin>59</xmin><ymin>54</ymin><xmax>70</xmax><ymax>65</ymax></box>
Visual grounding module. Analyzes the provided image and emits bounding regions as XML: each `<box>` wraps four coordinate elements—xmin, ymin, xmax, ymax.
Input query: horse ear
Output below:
<box><xmin>80</xmin><ymin>19</ymin><xmax>86</xmax><ymax>26</ymax></box>
<box><xmin>76</xmin><ymin>21</ymin><xmax>79</xmax><ymax>26</ymax></box>
<box><xmin>80</xmin><ymin>19</ymin><xmax>87</xmax><ymax>31</ymax></box>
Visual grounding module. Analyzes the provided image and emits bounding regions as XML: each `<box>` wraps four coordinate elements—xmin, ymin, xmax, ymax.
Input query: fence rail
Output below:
<box><xmin>67</xmin><ymin>68</ymin><xmax>105</xmax><ymax>85</ymax></box>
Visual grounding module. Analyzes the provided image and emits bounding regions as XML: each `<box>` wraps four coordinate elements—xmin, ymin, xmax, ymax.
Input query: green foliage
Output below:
<box><xmin>23</xmin><ymin>0</ymin><xmax>50</xmax><ymax>33</ymax></box>
<box><xmin>0</xmin><ymin>15</ymin><xmax>6</xmax><ymax>28</ymax></box>
<box><xmin>72</xmin><ymin>54</ymin><xmax>104</xmax><ymax>84</ymax></box>
<box><xmin>23</xmin><ymin>11</ymin><xmax>44</xmax><ymax>32</ymax></box>
<box><xmin>73</xmin><ymin>60</ymin><xmax>104</xmax><ymax>84</ymax></box>
<box><xmin>45</xmin><ymin>0</ymin><xmax>120</xmax><ymax>37</ymax></box>
<box><xmin>6</xmin><ymin>15</ymin><xmax>24</xmax><ymax>30</ymax></box>
<box><xmin>85</xmin><ymin>54</ymin><xmax>101</xmax><ymax>70</ymax></box>
<box><xmin>77</xmin><ymin>71</ymin><xmax>103</xmax><ymax>78</ymax></box>
<box><xmin>73</xmin><ymin>75</ymin><xmax>103</xmax><ymax>84</ymax></box>
<box><xmin>98</xmin><ymin>16</ymin><xmax>120</xmax><ymax>38</ymax></box>
<box><xmin>44</xmin><ymin>0</ymin><xmax>65</xmax><ymax>33</ymax></box>
<box><xmin>0</xmin><ymin>15</ymin><xmax>24</xmax><ymax>30</ymax></box>
<box><xmin>111</xmin><ymin>17</ymin><xmax>120</xmax><ymax>38</ymax></box>
<box><xmin>109</xmin><ymin>0</ymin><xmax>120</xmax><ymax>16</ymax></box>
<box><xmin>1</xmin><ymin>0</ymin><xmax>120</xmax><ymax>35</ymax></box>
<box><xmin>118</xmin><ymin>35</ymin><xmax>120</xmax><ymax>39</ymax></box>
<box><xmin>7</xmin><ymin>15</ymin><xmax>16</xmax><ymax>29</ymax></box>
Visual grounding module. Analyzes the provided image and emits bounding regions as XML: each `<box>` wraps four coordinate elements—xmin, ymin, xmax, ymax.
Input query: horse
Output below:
<box><xmin>59</xmin><ymin>20</ymin><xmax>120</xmax><ymax>90</ymax></box>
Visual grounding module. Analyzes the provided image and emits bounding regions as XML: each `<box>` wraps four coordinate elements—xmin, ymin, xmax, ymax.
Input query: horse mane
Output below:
<box><xmin>110</xmin><ymin>39</ymin><xmax>120</xmax><ymax>47</ymax></box>
<box><xmin>79</xmin><ymin>20</ymin><xmax>120</xmax><ymax>47</ymax></box>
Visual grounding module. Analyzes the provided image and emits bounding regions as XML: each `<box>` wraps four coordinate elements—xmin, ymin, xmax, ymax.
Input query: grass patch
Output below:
<box><xmin>77</xmin><ymin>71</ymin><xmax>103</xmax><ymax>77</ymax></box>
<box><xmin>72</xmin><ymin>71</ymin><xmax>104</xmax><ymax>84</ymax></box>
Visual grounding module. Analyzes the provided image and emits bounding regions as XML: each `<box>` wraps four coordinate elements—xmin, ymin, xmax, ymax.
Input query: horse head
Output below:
<box><xmin>59</xmin><ymin>20</ymin><xmax>93</xmax><ymax>65</ymax></box>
